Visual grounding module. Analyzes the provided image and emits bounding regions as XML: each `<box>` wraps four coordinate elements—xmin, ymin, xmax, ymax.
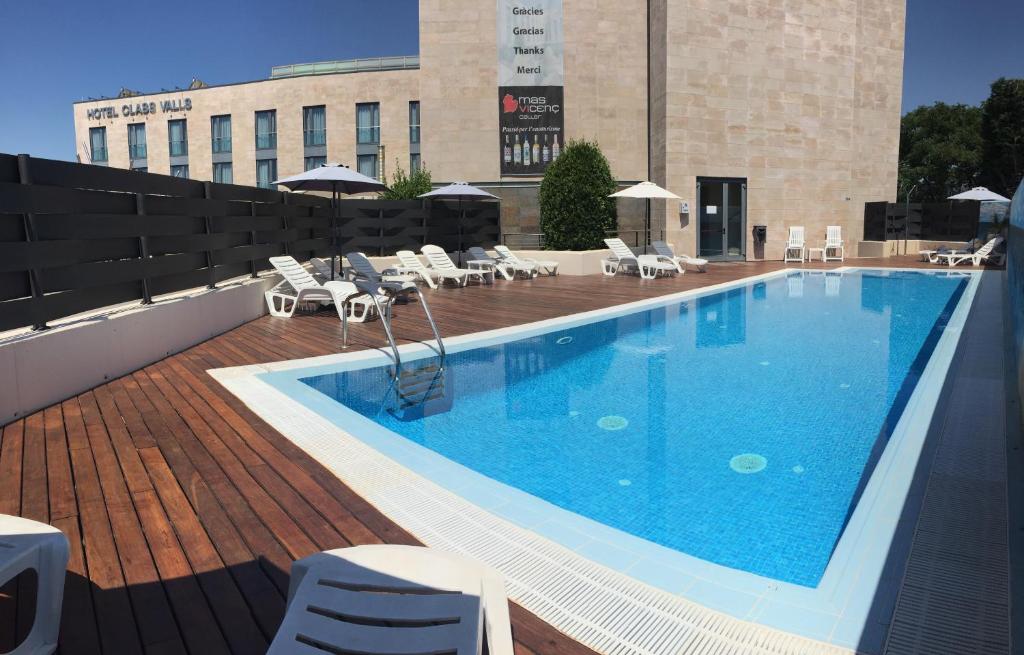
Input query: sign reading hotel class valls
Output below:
<box><xmin>86</xmin><ymin>98</ymin><xmax>192</xmax><ymax>120</ymax></box>
<box><xmin>498</xmin><ymin>0</ymin><xmax>564</xmax><ymax>176</ymax></box>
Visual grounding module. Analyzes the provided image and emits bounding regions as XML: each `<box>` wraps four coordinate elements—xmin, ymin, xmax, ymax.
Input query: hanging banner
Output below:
<box><xmin>497</xmin><ymin>0</ymin><xmax>564</xmax><ymax>177</ymax></box>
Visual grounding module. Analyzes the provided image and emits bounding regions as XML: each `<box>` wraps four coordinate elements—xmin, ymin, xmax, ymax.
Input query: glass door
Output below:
<box><xmin>697</xmin><ymin>178</ymin><xmax>746</xmax><ymax>260</ymax></box>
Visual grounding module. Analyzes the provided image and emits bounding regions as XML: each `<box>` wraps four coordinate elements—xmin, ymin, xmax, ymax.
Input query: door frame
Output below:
<box><xmin>696</xmin><ymin>177</ymin><xmax>747</xmax><ymax>261</ymax></box>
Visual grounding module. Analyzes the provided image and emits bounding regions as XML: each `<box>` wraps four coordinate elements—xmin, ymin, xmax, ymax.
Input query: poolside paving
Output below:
<box><xmin>0</xmin><ymin>256</ymin><xmax>1009</xmax><ymax>654</ymax></box>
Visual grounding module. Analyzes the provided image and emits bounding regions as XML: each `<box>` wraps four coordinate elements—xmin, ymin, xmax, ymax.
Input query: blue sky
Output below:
<box><xmin>0</xmin><ymin>0</ymin><xmax>1021</xmax><ymax>161</ymax></box>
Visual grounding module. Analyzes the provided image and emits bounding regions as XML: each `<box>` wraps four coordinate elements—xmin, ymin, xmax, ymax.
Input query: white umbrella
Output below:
<box><xmin>947</xmin><ymin>186</ymin><xmax>1011</xmax><ymax>202</ymax></box>
<box><xmin>418</xmin><ymin>182</ymin><xmax>499</xmax><ymax>263</ymax></box>
<box><xmin>273</xmin><ymin>163</ymin><xmax>388</xmax><ymax>279</ymax></box>
<box><xmin>609</xmin><ymin>181</ymin><xmax>681</xmax><ymax>251</ymax></box>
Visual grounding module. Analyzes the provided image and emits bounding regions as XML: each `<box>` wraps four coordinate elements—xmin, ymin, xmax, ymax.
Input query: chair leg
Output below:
<box><xmin>265</xmin><ymin>292</ymin><xmax>297</xmax><ymax>317</ymax></box>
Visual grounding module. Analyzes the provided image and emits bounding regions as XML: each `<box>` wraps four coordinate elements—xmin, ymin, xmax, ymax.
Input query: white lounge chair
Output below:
<box><xmin>602</xmin><ymin>238</ymin><xmax>676</xmax><ymax>279</ymax></box>
<box><xmin>934</xmin><ymin>237</ymin><xmax>1003</xmax><ymax>267</ymax></box>
<box><xmin>468</xmin><ymin>246</ymin><xmax>538</xmax><ymax>280</ymax></box>
<box><xmin>493</xmin><ymin>245</ymin><xmax>559</xmax><ymax>276</ymax></box>
<box><xmin>395</xmin><ymin>250</ymin><xmax>443</xmax><ymax>289</ymax></box>
<box><xmin>421</xmin><ymin>245</ymin><xmax>491</xmax><ymax>286</ymax></box>
<box><xmin>651</xmin><ymin>241</ymin><xmax>708</xmax><ymax>273</ymax></box>
<box><xmin>466</xmin><ymin>246</ymin><xmax>516</xmax><ymax>280</ymax></box>
<box><xmin>266</xmin><ymin>256</ymin><xmax>388</xmax><ymax>323</ymax></box>
<box><xmin>268</xmin><ymin>545</ymin><xmax>513</xmax><ymax>655</ymax></box>
<box><xmin>784</xmin><ymin>227</ymin><xmax>806</xmax><ymax>263</ymax></box>
<box><xmin>824</xmin><ymin>225</ymin><xmax>844</xmax><ymax>262</ymax></box>
<box><xmin>334</xmin><ymin>252</ymin><xmax>421</xmax><ymax>288</ymax></box>
<box><xmin>0</xmin><ymin>514</ymin><xmax>69</xmax><ymax>655</ymax></box>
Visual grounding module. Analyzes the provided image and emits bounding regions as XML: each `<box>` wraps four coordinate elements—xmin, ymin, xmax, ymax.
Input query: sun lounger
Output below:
<box><xmin>493</xmin><ymin>245</ymin><xmax>559</xmax><ymax>276</ymax></box>
<box><xmin>602</xmin><ymin>238</ymin><xmax>676</xmax><ymax>279</ymax></box>
<box><xmin>0</xmin><ymin>514</ymin><xmax>69</xmax><ymax>655</ymax></box>
<box><xmin>934</xmin><ymin>236</ymin><xmax>1003</xmax><ymax>267</ymax></box>
<box><xmin>395</xmin><ymin>250</ymin><xmax>443</xmax><ymax>289</ymax></box>
<box><xmin>268</xmin><ymin>545</ymin><xmax>513</xmax><ymax>655</ymax></box>
<box><xmin>651</xmin><ymin>241</ymin><xmax>707</xmax><ymax>273</ymax></box>
<box><xmin>333</xmin><ymin>253</ymin><xmax>421</xmax><ymax>289</ymax></box>
<box><xmin>824</xmin><ymin>226</ymin><xmax>844</xmax><ymax>262</ymax></box>
<box><xmin>468</xmin><ymin>246</ymin><xmax>536</xmax><ymax>280</ymax></box>
<box><xmin>421</xmin><ymin>245</ymin><xmax>492</xmax><ymax>286</ymax></box>
<box><xmin>266</xmin><ymin>256</ymin><xmax>389</xmax><ymax>323</ymax></box>
<box><xmin>784</xmin><ymin>227</ymin><xmax>806</xmax><ymax>263</ymax></box>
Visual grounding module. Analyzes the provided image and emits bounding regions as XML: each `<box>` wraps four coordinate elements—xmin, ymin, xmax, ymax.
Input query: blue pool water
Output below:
<box><xmin>300</xmin><ymin>270</ymin><xmax>968</xmax><ymax>587</ymax></box>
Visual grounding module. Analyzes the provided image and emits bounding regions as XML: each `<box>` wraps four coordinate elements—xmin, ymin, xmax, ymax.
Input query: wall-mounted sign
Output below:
<box><xmin>498</xmin><ymin>0</ymin><xmax>563</xmax><ymax>176</ymax></box>
<box><xmin>86</xmin><ymin>98</ymin><xmax>192</xmax><ymax>121</ymax></box>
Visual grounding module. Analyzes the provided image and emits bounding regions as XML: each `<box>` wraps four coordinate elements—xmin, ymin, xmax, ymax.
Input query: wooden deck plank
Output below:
<box><xmin>2</xmin><ymin>258</ymin><xmax>971</xmax><ymax>655</ymax></box>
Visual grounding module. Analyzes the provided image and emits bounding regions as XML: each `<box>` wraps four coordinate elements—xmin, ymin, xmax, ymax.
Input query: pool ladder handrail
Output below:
<box><xmin>341</xmin><ymin>280</ymin><xmax>446</xmax><ymax>371</ymax></box>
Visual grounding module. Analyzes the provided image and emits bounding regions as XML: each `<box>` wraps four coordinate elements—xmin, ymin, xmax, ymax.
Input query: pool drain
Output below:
<box><xmin>729</xmin><ymin>453</ymin><xmax>767</xmax><ymax>474</ymax></box>
<box><xmin>792</xmin><ymin>465</ymin><xmax>805</xmax><ymax>474</ymax></box>
<box><xmin>597</xmin><ymin>415</ymin><xmax>629</xmax><ymax>431</ymax></box>
<box><xmin>556</xmin><ymin>336</ymin><xmax>574</xmax><ymax>345</ymax></box>
<box><xmin>618</xmin><ymin>479</ymin><xmax>632</xmax><ymax>486</ymax></box>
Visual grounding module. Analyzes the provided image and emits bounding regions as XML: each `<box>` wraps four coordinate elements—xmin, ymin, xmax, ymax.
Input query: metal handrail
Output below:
<box><xmin>343</xmin><ymin>280</ymin><xmax>446</xmax><ymax>372</ymax></box>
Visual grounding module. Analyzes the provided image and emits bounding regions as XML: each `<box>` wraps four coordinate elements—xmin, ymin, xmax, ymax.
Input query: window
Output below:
<box><xmin>256</xmin><ymin>158</ymin><xmax>277</xmax><ymax>189</ymax></box>
<box><xmin>255</xmin><ymin>110</ymin><xmax>276</xmax><ymax>150</ymax></box>
<box><xmin>357</xmin><ymin>154</ymin><xmax>378</xmax><ymax>179</ymax></box>
<box><xmin>304</xmin><ymin>155</ymin><xmax>326</xmax><ymax>171</ymax></box>
<box><xmin>409</xmin><ymin>101</ymin><xmax>420</xmax><ymax>144</ymax></box>
<box><xmin>356</xmin><ymin>103</ymin><xmax>380</xmax><ymax>144</ymax></box>
<box><xmin>89</xmin><ymin>127</ymin><xmax>107</xmax><ymax>163</ymax></box>
<box><xmin>410</xmin><ymin>153</ymin><xmax>421</xmax><ymax>173</ymax></box>
<box><xmin>213</xmin><ymin>162</ymin><xmax>233</xmax><ymax>184</ymax></box>
<box><xmin>170</xmin><ymin>164</ymin><xmax>189</xmax><ymax>178</ymax></box>
<box><xmin>211</xmin><ymin>115</ymin><xmax>231</xmax><ymax>153</ymax></box>
<box><xmin>168</xmin><ymin>119</ymin><xmax>188</xmax><ymax>156</ymax></box>
<box><xmin>303</xmin><ymin>105</ymin><xmax>326</xmax><ymax>147</ymax></box>
<box><xmin>128</xmin><ymin>123</ymin><xmax>147</xmax><ymax>160</ymax></box>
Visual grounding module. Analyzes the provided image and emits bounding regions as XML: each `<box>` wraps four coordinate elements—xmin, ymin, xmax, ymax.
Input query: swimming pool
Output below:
<box><xmin>300</xmin><ymin>269</ymin><xmax>963</xmax><ymax>586</ymax></box>
<box><xmin>222</xmin><ymin>267</ymin><xmax>979</xmax><ymax>649</ymax></box>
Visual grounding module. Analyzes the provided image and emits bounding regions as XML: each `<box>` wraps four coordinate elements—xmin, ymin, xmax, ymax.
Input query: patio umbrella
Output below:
<box><xmin>273</xmin><ymin>163</ymin><xmax>387</xmax><ymax>279</ymax></box>
<box><xmin>609</xmin><ymin>181</ymin><xmax>681</xmax><ymax>252</ymax></box>
<box><xmin>947</xmin><ymin>186</ymin><xmax>1011</xmax><ymax>202</ymax></box>
<box><xmin>418</xmin><ymin>182</ymin><xmax>499</xmax><ymax>264</ymax></box>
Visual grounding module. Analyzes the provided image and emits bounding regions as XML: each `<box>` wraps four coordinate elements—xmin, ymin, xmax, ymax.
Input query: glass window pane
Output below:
<box><xmin>304</xmin><ymin>155</ymin><xmax>326</xmax><ymax>171</ymax></box>
<box><xmin>409</xmin><ymin>101</ymin><xmax>420</xmax><ymax>144</ymax></box>
<box><xmin>211</xmin><ymin>115</ymin><xmax>232</xmax><ymax>153</ymax></box>
<box><xmin>89</xmin><ymin>127</ymin><xmax>107</xmax><ymax>162</ymax></box>
<box><xmin>356</xmin><ymin>103</ymin><xmax>379</xmax><ymax>144</ymax></box>
<box><xmin>213</xmin><ymin>162</ymin><xmax>233</xmax><ymax>184</ymax></box>
<box><xmin>256</xmin><ymin>158</ymin><xmax>277</xmax><ymax>189</ymax></box>
<box><xmin>255</xmin><ymin>110</ymin><xmax>276</xmax><ymax>150</ymax></box>
<box><xmin>357</xmin><ymin>154</ymin><xmax>377</xmax><ymax>179</ymax></box>
<box><xmin>128</xmin><ymin>123</ymin><xmax>147</xmax><ymax>160</ymax></box>
<box><xmin>170</xmin><ymin>164</ymin><xmax>189</xmax><ymax>178</ymax></box>
<box><xmin>168</xmin><ymin>119</ymin><xmax>188</xmax><ymax>156</ymax></box>
<box><xmin>410</xmin><ymin>153</ymin><xmax>421</xmax><ymax>173</ymax></box>
<box><xmin>303</xmin><ymin>105</ymin><xmax>326</xmax><ymax>147</ymax></box>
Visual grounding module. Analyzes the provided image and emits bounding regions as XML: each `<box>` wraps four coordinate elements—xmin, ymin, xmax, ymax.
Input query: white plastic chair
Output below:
<box><xmin>269</xmin><ymin>545</ymin><xmax>513</xmax><ymax>655</ymax></box>
<box><xmin>602</xmin><ymin>238</ymin><xmax>676</xmax><ymax>279</ymax></box>
<box><xmin>266</xmin><ymin>256</ymin><xmax>386</xmax><ymax>323</ymax></box>
<box><xmin>395</xmin><ymin>250</ymin><xmax>442</xmax><ymax>289</ymax></box>
<box><xmin>421</xmin><ymin>245</ymin><xmax>491</xmax><ymax>286</ymax></box>
<box><xmin>934</xmin><ymin>237</ymin><xmax>1003</xmax><ymax>267</ymax></box>
<box><xmin>650</xmin><ymin>241</ymin><xmax>708</xmax><ymax>273</ymax></box>
<box><xmin>466</xmin><ymin>247</ymin><xmax>516</xmax><ymax>280</ymax></box>
<box><xmin>784</xmin><ymin>227</ymin><xmax>806</xmax><ymax>263</ymax></box>
<box><xmin>824</xmin><ymin>226</ymin><xmax>844</xmax><ymax>262</ymax></box>
<box><xmin>493</xmin><ymin>245</ymin><xmax>559</xmax><ymax>276</ymax></box>
<box><xmin>0</xmin><ymin>515</ymin><xmax>69</xmax><ymax>655</ymax></box>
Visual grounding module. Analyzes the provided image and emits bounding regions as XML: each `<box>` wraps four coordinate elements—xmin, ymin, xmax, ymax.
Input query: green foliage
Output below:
<box><xmin>538</xmin><ymin>139</ymin><xmax>617</xmax><ymax>250</ymax></box>
<box><xmin>898</xmin><ymin>102</ymin><xmax>982</xmax><ymax>201</ymax></box>
<box><xmin>980</xmin><ymin>78</ymin><xmax>1024</xmax><ymax>199</ymax></box>
<box><xmin>380</xmin><ymin>161</ymin><xmax>432</xmax><ymax>200</ymax></box>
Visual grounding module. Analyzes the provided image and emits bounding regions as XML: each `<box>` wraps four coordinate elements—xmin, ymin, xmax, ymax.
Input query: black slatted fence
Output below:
<box><xmin>0</xmin><ymin>154</ymin><xmax>499</xmax><ymax>332</ymax></box>
<box><xmin>863</xmin><ymin>200</ymin><xmax>980</xmax><ymax>242</ymax></box>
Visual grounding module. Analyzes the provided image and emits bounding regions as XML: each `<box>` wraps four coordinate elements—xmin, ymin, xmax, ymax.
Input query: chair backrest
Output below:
<box><xmin>826</xmin><ymin>225</ymin><xmax>842</xmax><ymax>246</ymax></box>
<box><xmin>344</xmin><ymin>252</ymin><xmax>383</xmax><ymax>281</ymax></box>
<box><xmin>396</xmin><ymin>250</ymin><xmax>428</xmax><ymax>271</ymax></box>
<box><xmin>604</xmin><ymin>238</ymin><xmax>637</xmax><ymax>261</ymax></box>
<box><xmin>787</xmin><ymin>226</ymin><xmax>805</xmax><ymax>246</ymax></box>
<box><xmin>650</xmin><ymin>241</ymin><xmax>675</xmax><ymax>258</ymax></box>
<box><xmin>493</xmin><ymin>245</ymin><xmax>521</xmax><ymax>262</ymax></box>
<box><xmin>976</xmin><ymin>236</ymin><xmax>1002</xmax><ymax>257</ymax></box>
<box><xmin>269</xmin><ymin>256</ymin><xmax>321</xmax><ymax>291</ymax></box>
<box><xmin>467</xmin><ymin>246</ymin><xmax>494</xmax><ymax>263</ymax></box>
<box><xmin>422</xmin><ymin>245</ymin><xmax>458</xmax><ymax>270</ymax></box>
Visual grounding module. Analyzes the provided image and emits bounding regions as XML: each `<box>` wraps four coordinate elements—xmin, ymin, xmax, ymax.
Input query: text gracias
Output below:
<box><xmin>509</xmin><ymin>6</ymin><xmax>548</xmax><ymax>75</ymax></box>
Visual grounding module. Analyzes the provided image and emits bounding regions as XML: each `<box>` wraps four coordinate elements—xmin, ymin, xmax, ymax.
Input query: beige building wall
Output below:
<box><xmin>73</xmin><ymin>70</ymin><xmax>420</xmax><ymax>187</ymax></box>
<box><xmin>656</xmin><ymin>0</ymin><xmax>905</xmax><ymax>260</ymax></box>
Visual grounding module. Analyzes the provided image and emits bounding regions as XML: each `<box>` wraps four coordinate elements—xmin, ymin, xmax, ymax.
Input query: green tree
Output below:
<box><xmin>538</xmin><ymin>139</ymin><xmax>617</xmax><ymax>250</ymax></box>
<box><xmin>898</xmin><ymin>102</ymin><xmax>983</xmax><ymax>201</ymax></box>
<box><xmin>380</xmin><ymin>161</ymin><xmax>432</xmax><ymax>200</ymax></box>
<box><xmin>980</xmin><ymin>78</ymin><xmax>1024</xmax><ymax>198</ymax></box>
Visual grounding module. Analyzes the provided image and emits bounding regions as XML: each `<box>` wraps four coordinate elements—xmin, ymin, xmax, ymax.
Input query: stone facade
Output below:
<box><xmin>72</xmin><ymin>0</ymin><xmax>904</xmax><ymax>259</ymax></box>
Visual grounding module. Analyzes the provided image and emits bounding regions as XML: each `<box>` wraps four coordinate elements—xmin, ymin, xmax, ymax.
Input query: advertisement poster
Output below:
<box><xmin>497</xmin><ymin>0</ymin><xmax>564</xmax><ymax>176</ymax></box>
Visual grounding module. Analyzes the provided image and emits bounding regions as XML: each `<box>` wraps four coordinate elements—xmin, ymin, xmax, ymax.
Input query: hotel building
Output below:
<box><xmin>72</xmin><ymin>0</ymin><xmax>906</xmax><ymax>261</ymax></box>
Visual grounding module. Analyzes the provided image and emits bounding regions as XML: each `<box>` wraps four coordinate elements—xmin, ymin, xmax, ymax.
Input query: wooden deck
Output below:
<box><xmin>0</xmin><ymin>256</ymin><xmax>994</xmax><ymax>654</ymax></box>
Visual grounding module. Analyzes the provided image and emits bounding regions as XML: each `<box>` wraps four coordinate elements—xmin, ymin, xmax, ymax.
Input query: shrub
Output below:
<box><xmin>539</xmin><ymin>139</ymin><xmax>617</xmax><ymax>250</ymax></box>
<box><xmin>380</xmin><ymin>161</ymin><xmax>432</xmax><ymax>200</ymax></box>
